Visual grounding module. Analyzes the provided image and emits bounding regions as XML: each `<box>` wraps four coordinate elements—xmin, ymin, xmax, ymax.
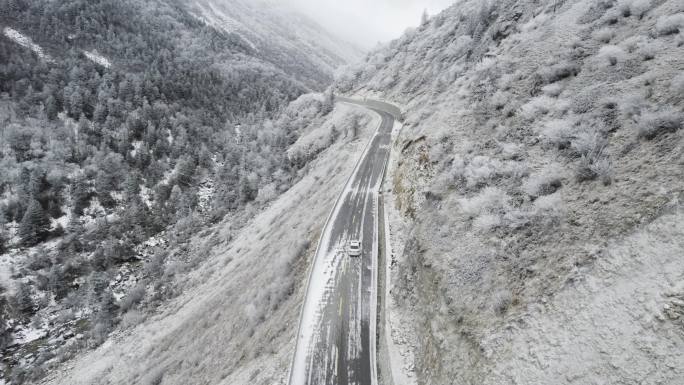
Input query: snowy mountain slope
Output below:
<box><xmin>337</xmin><ymin>0</ymin><xmax>684</xmax><ymax>383</ymax></box>
<box><xmin>0</xmin><ymin>0</ymin><xmax>362</xmax><ymax>383</ymax></box>
<box><xmin>38</xmin><ymin>104</ymin><xmax>379</xmax><ymax>385</ymax></box>
<box><xmin>191</xmin><ymin>0</ymin><xmax>363</xmax><ymax>90</ymax></box>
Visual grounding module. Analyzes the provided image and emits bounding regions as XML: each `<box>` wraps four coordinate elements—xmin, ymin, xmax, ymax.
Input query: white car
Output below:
<box><xmin>348</xmin><ymin>240</ymin><xmax>362</xmax><ymax>257</ymax></box>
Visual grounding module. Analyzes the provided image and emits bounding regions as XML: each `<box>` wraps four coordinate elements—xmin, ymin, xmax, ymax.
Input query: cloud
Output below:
<box><xmin>283</xmin><ymin>0</ymin><xmax>456</xmax><ymax>49</ymax></box>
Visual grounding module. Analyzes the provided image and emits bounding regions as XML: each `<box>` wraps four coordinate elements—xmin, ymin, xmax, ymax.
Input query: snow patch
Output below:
<box><xmin>3</xmin><ymin>27</ymin><xmax>53</xmax><ymax>62</ymax></box>
<box><xmin>83</xmin><ymin>50</ymin><xmax>111</xmax><ymax>68</ymax></box>
<box><xmin>14</xmin><ymin>322</ymin><xmax>48</xmax><ymax>345</ymax></box>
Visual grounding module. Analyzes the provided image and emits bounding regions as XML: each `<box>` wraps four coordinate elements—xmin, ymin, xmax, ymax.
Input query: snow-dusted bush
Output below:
<box><xmin>619</xmin><ymin>93</ymin><xmax>646</xmax><ymax>121</ymax></box>
<box><xmin>449</xmin><ymin>155</ymin><xmax>468</xmax><ymax>181</ymax></box>
<box><xmin>597</xmin><ymin>45</ymin><xmax>627</xmax><ymax>66</ymax></box>
<box><xmin>121</xmin><ymin>309</ymin><xmax>145</xmax><ymax>329</ymax></box>
<box><xmin>500</xmin><ymin>142</ymin><xmax>523</xmax><ymax>160</ymax></box>
<box><xmin>492</xmin><ymin>290</ymin><xmax>513</xmax><ymax>315</ymax></box>
<box><xmin>671</xmin><ymin>73</ymin><xmax>684</xmax><ymax>100</ymax></box>
<box><xmin>540</xmin><ymin>119</ymin><xmax>574</xmax><ymax>148</ymax></box>
<box><xmin>491</xmin><ymin>90</ymin><xmax>509</xmax><ymax>110</ymax></box>
<box><xmin>521</xmin><ymin>96</ymin><xmax>556</xmax><ymax>120</ymax></box>
<box><xmin>571</xmin><ymin>131</ymin><xmax>605</xmax><ymax>157</ymax></box>
<box><xmin>593</xmin><ymin>28</ymin><xmax>615</xmax><ymax>43</ymax></box>
<box><xmin>461</xmin><ymin>156</ymin><xmax>527</xmax><ymax>188</ymax></box>
<box><xmin>473</xmin><ymin>213</ymin><xmax>502</xmax><ymax>232</ymax></box>
<box><xmin>538</xmin><ymin>61</ymin><xmax>581</xmax><ymax>85</ymax></box>
<box><xmin>542</xmin><ymin>83</ymin><xmax>564</xmax><ymax>97</ymax></box>
<box><xmin>590</xmin><ymin>156</ymin><xmax>613</xmax><ymax>185</ymax></box>
<box><xmin>656</xmin><ymin>14</ymin><xmax>684</xmax><ymax>36</ymax></box>
<box><xmin>618</xmin><ymin>0</ymin><xmax>651</xmax><ymax>18</ymax></box>
<box><xmin>532</xmin><ymin>191</ymin><xmax>566</xmax><ymax>221</ymax></box>
<box><xmin>464</xmin><ymin>156</ymin><xmax>502</xmax><ymax>187</ymax></box>
<box><xmin>636</xmin><ymin>40</ymin><xmax>657</xmax><ymax>60</ymax></box>
<box><xmin>459</xmin><ymin>187</ymin><xmax>511</xmax><ymax>219</ymax></box>
<box><xmin>636</xmin><ymin>108</ymin><xmax>683</xmax><ymax>139</ymax></box>
<box><xmin>120</xmin><ymin>283</ymin><xmax>146</xmax><ymax>312</ymax></box>
<box><xmin>577</xmin><ymin>150</ymin><xmax>611</xmax><ymax>182</ymax></box>
<box><xmin>498</xmin><ymin>72</ymin><xmax>520</xmax><ymax>91</ymax></box>
<box><xmin>256</xmin><ymin>183</ymin><xmax>277</xmax><ymax>204</ymax></box>
<box><xmin>446</xmin><ymin>35</ymin><xmax>473</xmax><ymax>59</ymax></box>
<box><xmin>522</xmin><ymin>164</ymin><xmax>565</xmax><ymax>198</ymax></box>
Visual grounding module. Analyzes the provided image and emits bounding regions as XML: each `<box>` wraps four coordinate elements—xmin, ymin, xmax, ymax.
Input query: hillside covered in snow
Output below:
<box><xmin>338</xmin><ymin>0</ymin><xmax>684</xmax><ymax>383</ymax></box>
<box><xmin>0</xmin><ymin>0</ymin><xmax>359</xmax><ymax>383</ymax></box>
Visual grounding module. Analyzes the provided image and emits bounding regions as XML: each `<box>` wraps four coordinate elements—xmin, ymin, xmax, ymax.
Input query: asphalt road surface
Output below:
<box><xmin>289</xmin><ymin>98</ymin><xmax>398</xmax><ymax>385</ymax></box>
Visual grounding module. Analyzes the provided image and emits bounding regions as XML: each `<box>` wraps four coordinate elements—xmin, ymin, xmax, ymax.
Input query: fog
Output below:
<box><xmin>284</xmin><ymin>0</ymin><xmax>456</xmax><ymax>49</ymax></box>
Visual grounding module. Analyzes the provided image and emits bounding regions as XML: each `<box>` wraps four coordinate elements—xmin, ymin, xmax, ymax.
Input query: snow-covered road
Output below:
<box><xmin>289</xmin><ymin>98</ymin><xmax>399</xmax><ymax>385</ymax></box>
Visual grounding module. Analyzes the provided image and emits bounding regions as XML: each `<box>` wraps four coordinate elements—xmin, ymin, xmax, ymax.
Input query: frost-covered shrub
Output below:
<box><xmin>618</xmin><ymin>0</ymin><xmax>651</xmax><ymax>18</ymax></box>
<box><xmin>636</xmin><ymin>41</ymin><xmax>656</xmax><ymax>60</ymax></box>
<box><xmin>447</xmin><ymin>35</ymin><xmax>473</xmax><ymax>59</ymax></box>
<box><xmin>492</xmin><ymin>290</ymin><xmax>513</xmax><ymax>315</ymax></box>
<box><xmin>459</xmin><ymin>187</ymin><xmax>511</xmax><ymax>219</ymax></box>
<box><xmin>473</xmin><ymin>213</ymin><xmax>502</xmax><ymax>232</ymax></box>
<box><xmin>656</xmin><ymin>14</ymin><xmax>684</xmax><ymax>36</ymax></box>
<box><xmin>542</xmin><ymin>83</ymin><xmax>564</xmax><ymax>97</ymax></box>
<box><xmin>590</xmin><ymin>156</ymin><xmax>613</xmax><ymax>185</ymax></box>
<box><xmin>671</xmin><ymin>73</ymin><xmax>684</xmax><ymax>100</ymax></box>
<box><xmin>464</xmin><ymin>156</ymin><xmax>502</xmax><ymax>187</ymax></box>
<box><xmin>522</xmin><ymin>164</ymin><xmax>565</xmax><ymax>198</ymax></box>
<box><xmin>449</xmin><ymin>155</ymin><xmax>467</xmax><ymax>181</ymax></box>
<box><xmin>619</xmin><ymin>93</ymin><xmax>646</xmax><ymax>121</ymax></box>
<box><xmin>597</xmin><ymin>45</ymin><xmax>627</xmax><ymax>66</ymax></box>
<box><xmin>521</xmin><ymin>96</ymin><xmax>556</xmax><ymax>120</ymax></box>
<box><xmin>593</xmin><ymin>27</ymin><xmax>615</xmax><ymax>43</ymax></box>
<box><xmin>121</xmin><ymin>309</ymin><xmax>145</xmax><ymax>329</ymax></box>
<box><xmin>571</xmin><ymin>131</ymin><xmax>606</xmax><ymax>157</ymax></box>
<box><xmin>500</xmin><ymin>142</ymin><xmax>523</xmax><ymax>160</ymax></box>
<box><xmin>578</xmin><ymin>0</ymin><xmax>615</xmax><ymax>24</ymax></box>
<box><xmin>532</xmin><ymin>191</ymin><xmax>566</xmax><ymax>223</ymax></box>
<box><xmin>491</xmin><ymin>91</ymin><xmax>509</xmax><ymax>110</ymax></box>
<box><xmin>256</xmin><ymin>183</ymin><xmax>277</xmax><ymax>204</ymax></box>
<box><xmin>460</xmin><ymin>156</ymin><xmax>527</xmax><ymax>188</ymax></box>
<box><xmin>539</xmin><ymin>62</ymin><xmax>581</xmax><ymax>85</ymax></box>
<box><xmin>636</xmin><ymin>108</ymin><xmax>683</xmax><ymax>139</ymax></box>
<box><xmin>120</xmin><ymin>283</ymin><xmax>147</xmax><ymax>312</ymax></box>
<box><xmin>498</xmin><ymin>72</ymin><xmax>520</xmax><ymax>91</ymax></box>
<box><xmin>576</xmin><ymin>151</ymin><xmax>610</xmax><ymax>182</ymax></box>
<box><xmin>540</xmin><ymin>119</ymin><xmax>574</xmax><ymax>148</ymax></box>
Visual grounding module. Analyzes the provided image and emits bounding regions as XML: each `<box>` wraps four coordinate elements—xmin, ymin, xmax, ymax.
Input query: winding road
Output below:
<box><xmin>289</xmin><ymin>98</ymin><xmax>400</xmax><ymax>385</ymax></box>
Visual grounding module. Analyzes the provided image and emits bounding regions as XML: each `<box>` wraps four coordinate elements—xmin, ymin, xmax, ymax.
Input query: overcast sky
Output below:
<box><xmin>284</xmin><ymin>0</ymin><xmax>456</xmax><ymax>49</ymax></box>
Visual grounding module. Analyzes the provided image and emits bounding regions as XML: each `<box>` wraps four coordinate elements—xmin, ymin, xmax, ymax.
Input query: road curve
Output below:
<box><xmin>289</xmin><ymin>98</ymin><xmax>398</xmax><ymax>385</ymax></box>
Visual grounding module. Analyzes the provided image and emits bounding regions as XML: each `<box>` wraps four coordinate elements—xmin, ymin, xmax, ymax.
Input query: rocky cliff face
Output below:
<box><xmin>339</xmin><ymin>0</ymin><xmax>684</xmax><ymax>383</ymax></box>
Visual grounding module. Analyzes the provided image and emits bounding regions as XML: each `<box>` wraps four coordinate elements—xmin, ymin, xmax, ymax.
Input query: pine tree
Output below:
<box><xmin>28</xmin><ymin>167</ymin><xmax>48</xmax><ymax>204</ymax></box>
<box><xmin>67</xmin><ymin>211</ymin><xmax>84</xmax><ymax>234</ymax></box>
<box><xmin>0</xmin><ymin>296</ymin><xmax>11</xmax><ymax>349</ymax></box>
<box><xmin>14</xmin><ymin>282</ymin><xmax>34</xmax><ymax>315</ymax></box>
<box><xmin>0</xmin><ymin>230</ymin><xmax>7</xmax><ymax>255</ymax></box>
<box><xmin>71</xmin><ymin>174</ymin><xmax>90</xmax><ymax>216</ymax></box>
<box><xmin>421</xmin><ymin>9</ymin><xmax>429</xmax><ymax>25</ymax></box>
<box><xmin>45</xmin><ymin>94</ymin><xmax>59</xmax><ymax>120</ymax></box>
<box><xmin>19</xmin><ymin>199</ymin><xmax>51</xmax><ymax>247</ymax></box>
<box><xmin>322</xmin><ymin>89</ymin><xmax>335</xmax><ymax>115</ymax></box>
<box><xmin>124</xmin><ymin>172</ymin><xmax>141</xmax><ymax>203</ymax></box>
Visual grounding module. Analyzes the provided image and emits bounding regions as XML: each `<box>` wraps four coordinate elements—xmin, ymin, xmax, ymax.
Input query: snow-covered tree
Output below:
<box><xmin>18</xmin><ymin>199</ymin><xmax>51</xmax><ymax>247</ymax></box>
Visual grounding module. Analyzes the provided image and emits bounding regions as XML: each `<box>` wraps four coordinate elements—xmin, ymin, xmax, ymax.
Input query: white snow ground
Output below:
<box><xmin>83</xmin><ymin>50</ymin><xmax>111</xmax><ymax>68</ymax></box>
<box><xmin>3</xmin><ymin>27</ymin><xmax>53</xmax><ymax>62</ymax></box>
